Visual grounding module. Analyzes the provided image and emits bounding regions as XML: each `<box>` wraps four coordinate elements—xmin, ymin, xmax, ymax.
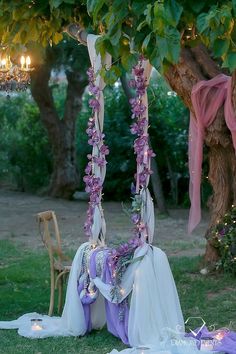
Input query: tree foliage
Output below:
<box><xmin>0</xmin><ymin>1</ymin><xmax>235</xmax><ymax>72</ymax></box>
<box><xmin>77</xmin><ymin>76</ymin><xmax>189</xmax><ymax>202</ymax></box>
<box><xmin>0</xmin><ymin>94</ymin><xmax>51</xmax><ymax>191</ymax></box>
<box><xmin>0</xmin><ymin>77</ymin><xmax>190</xmax><ymax>202</ymax></box>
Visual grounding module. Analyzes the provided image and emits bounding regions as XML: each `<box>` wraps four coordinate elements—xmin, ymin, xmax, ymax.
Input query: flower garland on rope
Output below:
<box><xmin>83</xmin><ymin>67</ymin><xmax>109</xmax><ymax>242</ymax></box>
<box><xmin>129</xmin><ymin>56</ymin><xmax>155</xmax><ymax>241</ymax></box>
<box><xmin>108</xmin><ymin>57</ymin><xmax>155</xmax><ymax>305</ymax></box>
<box><xmin>81</xmin><ymin>57</ymin><xmax>155</xmax><ymax>314</ymax></box>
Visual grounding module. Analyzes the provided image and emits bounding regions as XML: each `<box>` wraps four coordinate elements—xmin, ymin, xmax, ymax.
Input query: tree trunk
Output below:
<box><xmin>165</xmin><ymin>154</ymin><xmax>179</xmax><ymax>205</ymax></box>
<box><xmin>165</xmin><ymin>44</ymin><xmax>236</xmax><ymax>264</ymax></box>
<box><xmin>30</xmin><ymin>63</ymin><xmax>87</xmax><ymax>199</ymax></box>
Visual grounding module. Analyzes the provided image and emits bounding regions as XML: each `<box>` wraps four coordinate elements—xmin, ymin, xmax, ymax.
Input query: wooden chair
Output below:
<box><xmin>37</xmin><ymin>210</ymin><xmax>72</xmax><ymax>316</ymax></box>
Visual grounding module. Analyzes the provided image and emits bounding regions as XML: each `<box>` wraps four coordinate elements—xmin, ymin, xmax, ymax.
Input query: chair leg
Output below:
<box><xmin>57</xmin><ymin>276</ymin><xmax>63</xmax><ymax>314</ymax></box>
<box><xmin>48</xmin><ymin>269</ymin><xmax>55</xmax><ymax>316</ymax></box>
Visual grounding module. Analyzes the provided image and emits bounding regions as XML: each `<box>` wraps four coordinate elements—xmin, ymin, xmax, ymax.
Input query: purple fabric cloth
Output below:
<box><xmin>102</xmin><ymin>252</ymin><xmax>129</xmax><ymax>345</ymax></box>
<box><xmin>79</xmin><ymin>248</ymin><xmax>129</xmax><ymax>345</ymax></box>
<box><xmin>77</xmin><ymin>248</ymin><xmax>102</xmax><ymax>333</ymax></box>
<box><xmin>186</xmin><ymin>326</ymin><xmax>236</xmax><ymax>353</ymax></box>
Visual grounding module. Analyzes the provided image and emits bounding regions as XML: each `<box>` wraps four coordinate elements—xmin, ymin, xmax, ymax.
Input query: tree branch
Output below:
<box><xmin>190</xmin><ymin>44</ymin><xmax>222</xmax><ymax>79</ymax></box>
<box><xmin>165</xmin><ymin>47</ymin><xmax>205</xmax><ymax>111</ymax></box>
<box><xmin>120</xmin><ymin>73</ymin><xmax>134</xmax><ymax>101</ymax></box>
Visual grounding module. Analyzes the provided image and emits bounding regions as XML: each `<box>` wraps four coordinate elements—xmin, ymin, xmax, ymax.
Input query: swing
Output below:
<box><xmin>72</xmin><ymin>34</ymin><xmax>184</xmax><ymax>346</ymax></box>
<box><xmin>1</xmin><ymin>33</ymin><xmax>236</xmax><ymax>354</ymax></box>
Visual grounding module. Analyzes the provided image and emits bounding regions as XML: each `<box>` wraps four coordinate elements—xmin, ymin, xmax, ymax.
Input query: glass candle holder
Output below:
<box><xmin>31</xmin><ymin>318</ymin><xmax>43</xmax><ymax>331</ymax></box>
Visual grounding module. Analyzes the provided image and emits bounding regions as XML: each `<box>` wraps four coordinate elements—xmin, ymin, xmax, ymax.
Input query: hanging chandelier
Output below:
<box><xmin>0</xmin><ymin>54</ymin><xmax>34</xmax><ymax>93</ymax></box>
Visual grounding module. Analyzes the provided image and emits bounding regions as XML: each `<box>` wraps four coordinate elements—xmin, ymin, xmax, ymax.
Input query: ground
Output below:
<box><xmin>0</xmin><ymin>188</ymin><xmax>208</xmax><ymax>256</ymax></box>
<box><xmin>0</xmin><ymin>188</ymin><xmax>235</xmax><ymax>354</ymax></box>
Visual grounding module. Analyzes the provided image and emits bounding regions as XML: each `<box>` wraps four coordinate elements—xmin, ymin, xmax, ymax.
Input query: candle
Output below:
<box><xmin>31</xmin><ymin>318</ymin><xmax>43</xmax><ymax>331</ymax></box>
<box><xmin>1</xmin><ymin>58</ymin><xmax>6</xmax><ymax>69</ymax></box>
<box><xmin>20</xmin><ymin>56</ymin><xmax>25</xmax><ymax>69</ymax></box>
<box><xmin>214</xmin><ymin>330</ymin><xmax>226</xmax><ymax>341</ymax></box>
<box><xmin>26</xmin><ymin>56</ymin><xmax>31</xmax><ymax>70</ymax></box>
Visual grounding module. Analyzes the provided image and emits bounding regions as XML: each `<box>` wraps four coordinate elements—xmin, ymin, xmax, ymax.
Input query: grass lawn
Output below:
<box><xmin>0</xmin><ymin>239</ymin><xmax>235</xmax><ymax>354</ymax></box>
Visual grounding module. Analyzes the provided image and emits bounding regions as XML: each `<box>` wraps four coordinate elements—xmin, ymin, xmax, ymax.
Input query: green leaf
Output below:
<box><xmin>226</xmin><ymin>52</ymin><xmax>236</xmax><ymax>71</ymax></box>
<box><xmin>149</xmin><ymin>48</ymin><xmax>161</xmax><ymax>71</ymax></box>
<box><xmin>164</xmin><ymin>0</ymin><xmax>183</xmax><ymax>27</ymax></box>
<box><xmin>121</xmin><ymin>52</ymin><xmax>138</xmax><ymax>71</ymax></box>
<box><xmin>153</xmin><ymin>0</ymin><xmax>182</xmax><ymax>30</ymax></box>
<box><xmin>156</xmin><ymin>28</ymin><xmax>180</xmax><ymax>63</ymax></box>
<box><xmin>197</xmin><ymin>13</ymin><xmax>209</xmax><ymax>34</ymax></box>
<box><xmin>156</xmin><ymin>36</ymin><xmax>168</xmax><ymax>60</ymax></box>
<box><xmin>87</xmin><ymin>0</ymin><xmax>105</xmax><ymax>22</ymax></box>
<box><xmin>108</xmin><ymin>24</ymin><xmax>121</xmax><ymax>46</ymax></box>
<box><xmin>233</xmin><ymin>0</ymin><xmax>236</xmax><ymax>15</ymax></box>
<box><xmin>142</xmin><ymin>33</ymin><xmax>152</xmax><ymax>52</ymax></box>
<box><xmin>95</xmin><ymin>36</ymin><xmax>107</xmax><ymax>58</ymax></box>
<box><xmin>213</xmin><ymin>38</ymin><xmax>230</xmax><ymax>58</ymax></box>
<box><xmin>12</xmin><ymin>30</ymin><xmax>22</xmax><ymax>44</ymax></box>
<box><xmin>137</xmin><ymin>20</ymin><xmax>147</xmax><ymax>32</ymax></box>
<box><xmin>153</xmin><ymin>2</ymin><xmax>165</xmax><ymax>33</ymax></box>
<box><xmin>190</xmin><ymin>1</ymin><xmax>207</xmax><ymax>14</ymax></box>
<box><xmin>49</xmin><ymin>0</ymin><xmax>63</xmax><ymax>9</ymax></box>
<box><xmin>28</xmin><ymin>20</ymin><xmax>39</xmax><ymax>42</ymax></box>
<box><xmin>144</xmin><ymin>4</ymin><xmax>153</xmax><ymax>26</ymax></box>
<box><xmin>104</xmin><ymin>65</ymin><xmax>121</xmax><ymax>85</ymax></box>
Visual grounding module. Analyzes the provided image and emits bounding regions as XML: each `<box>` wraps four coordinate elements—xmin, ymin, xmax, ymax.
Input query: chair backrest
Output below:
<box><xmin>37</xmin><ymin>210</ymin><xmax>63</xmax><ymax>264</ymax></box>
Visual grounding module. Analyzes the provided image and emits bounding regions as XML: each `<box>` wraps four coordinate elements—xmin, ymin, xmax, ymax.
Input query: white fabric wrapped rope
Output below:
<box><xmin>87</xmin><ymin>34</ymin><xmax>111</xmax><ymax>245</ymax></box>
<box><xmin>134</xmin><ymin>60</ymin><xmax>155</xmax><ymax>244</ymax></box>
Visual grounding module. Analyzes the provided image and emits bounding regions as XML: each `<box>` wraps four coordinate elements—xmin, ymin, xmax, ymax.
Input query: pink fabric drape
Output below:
<box><xmin>188</xmin><ymin>74</ymin><xmax>236</xmax><ymax>234</ymax></box>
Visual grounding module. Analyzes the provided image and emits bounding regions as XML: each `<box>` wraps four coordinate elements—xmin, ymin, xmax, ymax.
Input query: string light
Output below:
<box><xmin>120</xmin><ymin>288</ymin><xmax>125</xmax><ymax>296</ymax></box>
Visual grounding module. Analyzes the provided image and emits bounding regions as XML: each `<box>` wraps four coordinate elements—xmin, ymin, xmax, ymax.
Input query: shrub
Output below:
<box><xmin>0</xmin><ymin>94</ymin><xmax>52</xmax><ymax>191</ymax></box>
<box><xmin>209</xmin><ymin>205</ymin><xmax>236</xmax><ymax>275</ymax></box>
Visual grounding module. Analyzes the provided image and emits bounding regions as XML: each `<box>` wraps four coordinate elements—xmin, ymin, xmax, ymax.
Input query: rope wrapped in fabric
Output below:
<box><xmin>129</xmin><ymin>58</ymin><xmax>155</xmax><ymax>244</ymax></box>
<box><xmin>83</xmin><ymin>35</ymin><xmax>111</xmax><ymax>246</ymax></box>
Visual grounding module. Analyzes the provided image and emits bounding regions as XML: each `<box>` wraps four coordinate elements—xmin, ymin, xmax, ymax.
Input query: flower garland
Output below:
<box><xmin>108</xmin><ymin>58</ymin><xmax>154</xmax><ymax>305</ymax></box>
<box><xmin>209</xmin><ymin>205</ymin><xmax>236</xmax><ymax>275</ymax></box>
<box><xmin>129</xmin><ymin>57</ymin><xmax>155</xmax><ymax>240</ymax></box>
<box><xmin>83</xmin><ymin>67</ymin><xmax>109</xmax><ymax>239</ymax></box>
